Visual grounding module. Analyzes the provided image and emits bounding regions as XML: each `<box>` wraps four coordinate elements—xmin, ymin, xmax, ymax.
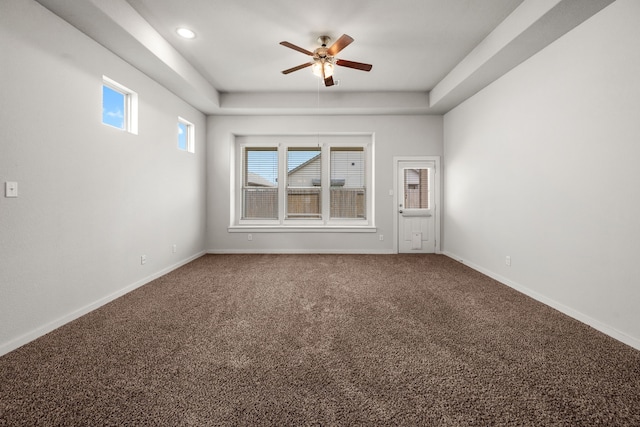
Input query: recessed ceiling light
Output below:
<box><xmin>176</xmin><ymin>27</ymin><xmax>196</xmax><ymax>39</ymax></box>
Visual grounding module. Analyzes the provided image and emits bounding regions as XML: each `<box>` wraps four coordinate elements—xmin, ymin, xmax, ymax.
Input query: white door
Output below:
<box><xmin>397</xmin><ymin>160</ymin><xmax>436</xmax><ymax>253</ymax></box>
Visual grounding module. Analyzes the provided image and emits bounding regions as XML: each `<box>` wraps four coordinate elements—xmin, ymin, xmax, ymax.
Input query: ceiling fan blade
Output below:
<box><xmin>320</xmin><ymin>61</ymin><xmax>329</xmax><ymax>85</ymax></box>
<box><xmin>327</xmin><ymin>34</ymin><xmax>354</xmax><ymax>56</ymax></box>
<box><xmin>280</xmin><ymin>41</ymin><xmax>314</xmax><ymax>56</ymax></box>
<box><xmin>282</xmin><ymin>62</ymin><xmax>313</xmax><ymax>74</ymax></box>
<box><xmin>336</xmin><ymin>59</ymin><xmax>373</xmax><ymax>72</ymax></box>
<box><xmin>324</xmin><ymin>75</ymin><xmax>335</xmax><ymax>87</ymax></box>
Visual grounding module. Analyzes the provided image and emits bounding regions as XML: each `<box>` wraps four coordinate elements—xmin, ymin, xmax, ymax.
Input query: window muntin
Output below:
<box><xmin>287</xmin><ymin>148</ymin><xmax>322</xmax><ymax>219</ymax></box>
<box><xmin>101</xmin><ymin>76</ymin><xmax>138</xmax><ymax>134</ymax></box>
<box><xmin>243</xmin><ymin>147</ymin><xmax>279</xmax><ymax>220</ymax></box>
<box><xmin>178</xmin><ymin>117</ymin><xmax>195</xmax><ymax>153</ymax></box>
<box><xmin>330</xmin><ymin>147</ymin><xmax>365</xmax><ymax>219</ymax></box>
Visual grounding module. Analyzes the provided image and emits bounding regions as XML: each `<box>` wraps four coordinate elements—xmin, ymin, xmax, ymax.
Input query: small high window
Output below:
<box><xmin>102</xmin><ymin>76</ymin><xmax>138</xmax><ymax>134</ymax></box>
<box><xmin>178</xmin><ymin>117</ymin><xmax>195</xmax><ymax>153</ymax></box>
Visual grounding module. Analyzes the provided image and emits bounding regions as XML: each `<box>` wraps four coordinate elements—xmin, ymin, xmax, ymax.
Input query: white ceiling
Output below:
<box><xmin>125</xmin><ymin>0</ymin><xmax>523</xmax><ymax>93</ymax></box>
<box><xmin>34</xmin><ymin>0</ymin><xmax>615</xmax><ymax>115</ymax></box>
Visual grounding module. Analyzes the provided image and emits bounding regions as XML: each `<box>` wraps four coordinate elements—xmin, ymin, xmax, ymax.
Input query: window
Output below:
<box><xmin>330</xmin><ymin>147</ymin><xmax>365</xmax><ymax>219</ymax></box>
<box><xmin>178</xmin><ymin>117</ymin><xmax>195</xmax><ymax>153</ymax></box>
<box><xmin>235</xmin><ymin>135</ymin><xmax>373</xmax><ymax>229</ymax></box>
<box><xmin>243</xmin><ymin>147</ymin><xmax>278</xmax><ymax>219</ymax></box>
<box><xmin>102</xmin><ymin>85</ymin><xmax>125</xmax><ymax>130</ymax></box>
<box><xmin>404</xmin><ymin>168</ymin><xmax>429</xmax><ymax>209</ymax></box>
<box><xmin>102</xmin><ymin>76</ymin><xmax>138</xmax><ymax>134</ymax></box>
<box><xmin>287</xmin><ymin>148</ymin><xmax>321</xmax><ymax>219</ymax></box>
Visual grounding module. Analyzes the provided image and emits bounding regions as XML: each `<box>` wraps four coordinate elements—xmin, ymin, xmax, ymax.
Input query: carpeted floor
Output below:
<box><xmin>1</xmin><ymin>254</ymin><xmax>639</xmax><ymax>426</ymax></box>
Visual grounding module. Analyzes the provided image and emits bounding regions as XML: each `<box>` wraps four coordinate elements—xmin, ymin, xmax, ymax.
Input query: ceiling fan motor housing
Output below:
<box><xmin>315</xmin><ymin>36</ymin><xmax>332</xmax><ymax>60</ymax></box>
<box><xmin>317</xmin><ymin>35</ymin><xmax>331</xmax><ymax>46</ymax></box>
<box><xmin>314</xmin><ymin>47</ymin><xmax>330</xmax><ymax>60</ymax></box>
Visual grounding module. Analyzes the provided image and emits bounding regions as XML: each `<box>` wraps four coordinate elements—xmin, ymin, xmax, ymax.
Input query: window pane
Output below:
<box><xmin>287</xmin><ymin>148</ymin><xmax>321</xmax><ymax>219</ymax></box>
<box><xmin>404</xmin><ymin>168</ymin><xmax>429</xmax><ymax>209</ymax></box>
<box><xmin>330</xmin><ymin>147</ymin><xmax>365</xmax><ymax>218</ymax></box>
<box><xmin>102</xmin><ymin>85</ymin><xmax>126</xmax><ymax>130</ymax></box>
<box><xmin>243</xmin><ymin>148</ymin><xmax>278</xmax><ymax>219</ymax></box>
<box><xmin>178</xmin><ymin>122</ymin><xmax>188</xmax><ymax>150</ymax></box>
<box><xmin>178</xmin><ymin>117</ymin><xmax>195</xmax><ymax>153</ymax></box>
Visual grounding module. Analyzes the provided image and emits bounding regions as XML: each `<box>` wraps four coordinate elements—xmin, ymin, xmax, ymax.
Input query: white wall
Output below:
<box><xmin>207</xmin><ymin>115</ymin><xmax>443</xmax><ymax>253</ymax></box>
<box><xmin>443</xmin><ymin>0</ymin><xmax>640</xmax><ymax>349</ymax></box>
<box><xmin>0</xmin><ymin>0</ymin><xmax>207</xmax><ymax>355</ymax></box>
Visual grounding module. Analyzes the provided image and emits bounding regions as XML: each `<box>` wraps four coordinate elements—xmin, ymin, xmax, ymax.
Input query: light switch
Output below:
<box><xmin>5</xmin><ymin>182</ymin><xmax>18</xmax><ymax>198</ymax></box>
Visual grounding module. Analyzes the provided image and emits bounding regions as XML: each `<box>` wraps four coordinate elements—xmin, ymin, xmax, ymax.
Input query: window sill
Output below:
<box><xmin>228</xmin><ymin>225</ymin><xmax>377</xmax><ymax>233</ymax></box>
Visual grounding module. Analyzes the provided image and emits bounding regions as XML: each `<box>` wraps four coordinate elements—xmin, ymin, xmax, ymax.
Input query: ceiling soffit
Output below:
<box><xmin>34</xmin><ymin>0</ymin><xmax>615</xmax><ymax>115</ymax></box>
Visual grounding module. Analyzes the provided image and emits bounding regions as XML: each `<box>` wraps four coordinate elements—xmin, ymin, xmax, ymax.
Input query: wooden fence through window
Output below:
<box><xmin>243</xmin><ymin>187</ymin><xmax>365</xmax><ymax>219</ymax></box>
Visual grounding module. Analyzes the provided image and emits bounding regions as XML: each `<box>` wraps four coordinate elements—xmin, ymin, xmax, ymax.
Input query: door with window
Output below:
<box><xmin>397</xmin><ymin>159</ymin><xmax>436</xmax><ymax>253</ymax></box>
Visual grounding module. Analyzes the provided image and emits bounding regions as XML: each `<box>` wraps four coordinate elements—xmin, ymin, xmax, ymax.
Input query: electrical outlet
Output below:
<box><xmin>141</xmin><ymin>255</ymin><xmax>147</xmax><ymax>265</ymax></box>
<box><xmin>379</xmin><ymin>234</ymin><xmax>384</xmax><ymax>241</ymax></box>
<box><xmin>505</xmin><ymin>256</ymin><xmax>511</xmax><ymax>266</ymax></box>
<box><xmin>172</xmin><ymin>244</ymin><xmax>177</xmax><ymax>253</ymax></box>
<box><xmin>247</xmin><ymin>234</ymin><xmax>253</xmax><ymax>241</ymax></box>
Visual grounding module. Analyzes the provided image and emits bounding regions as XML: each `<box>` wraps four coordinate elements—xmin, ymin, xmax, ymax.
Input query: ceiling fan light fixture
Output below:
<box><xmin>176</xmin><ymin>27</ymin><xmax>196</xmax><ymax>39</ymax></box>
<box><xmin>312</xmin><ymin>60</ymin><xmax>334</xmax><ymax>78</ymax></box>
<box><xmin>280</xmin><ymin>34</ymin><xmax>371</xmax><ymax>86</ymax></box>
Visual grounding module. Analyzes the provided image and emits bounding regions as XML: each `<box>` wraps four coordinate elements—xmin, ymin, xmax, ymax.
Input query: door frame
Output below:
<box><xmin>393</xmin><ymin>156</ymin><xmax>441</xmax><ymax>254</ymax></box>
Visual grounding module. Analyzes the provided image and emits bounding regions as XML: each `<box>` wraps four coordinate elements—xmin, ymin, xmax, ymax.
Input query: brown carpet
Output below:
<box><xmin>1</xmin><ymin>254</ymin><xmax>639</xmax><ymax>426</ymax></box>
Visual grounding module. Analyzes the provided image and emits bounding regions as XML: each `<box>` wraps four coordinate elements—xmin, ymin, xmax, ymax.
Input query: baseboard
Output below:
<box><xmin>207</xmin><ymin>249</ymin><xmax>396</xmax><ymax>255</ymax></box>
<box><xmin>8</xmin><ymin>250</ymin><xmax>635</xmax><ymax>356</ymax></box>
<box><xmin>442</xmin><ymin>251</ymin><xmax>640</xmax><ymax>352</ymax></box>
<box><xmin>0</xmin><ymin>251</ymin><xmax>206</xmax><ymax>357</ymax></box>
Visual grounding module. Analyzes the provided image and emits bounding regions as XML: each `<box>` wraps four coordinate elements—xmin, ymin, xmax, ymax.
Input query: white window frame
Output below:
<box><xmin>102</xmin><ymin>76</ymin><xmax>138</xmax><ymax>135</ymax></box>
<box><xmin>230</xmin><ymin>134</ymin><xmax>375</xmax><ymax>232</ymax></box>
<box><xmin>178</xmin><ymin>116</ymin><xmax>195</xmax><ymax>153</ymax></box>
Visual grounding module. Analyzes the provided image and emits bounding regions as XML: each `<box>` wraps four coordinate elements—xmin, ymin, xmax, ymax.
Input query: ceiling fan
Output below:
<box><xmin>280</xmin><ymin>34</ymin><xmax>373</xmax><ymax>87</ymax></box>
